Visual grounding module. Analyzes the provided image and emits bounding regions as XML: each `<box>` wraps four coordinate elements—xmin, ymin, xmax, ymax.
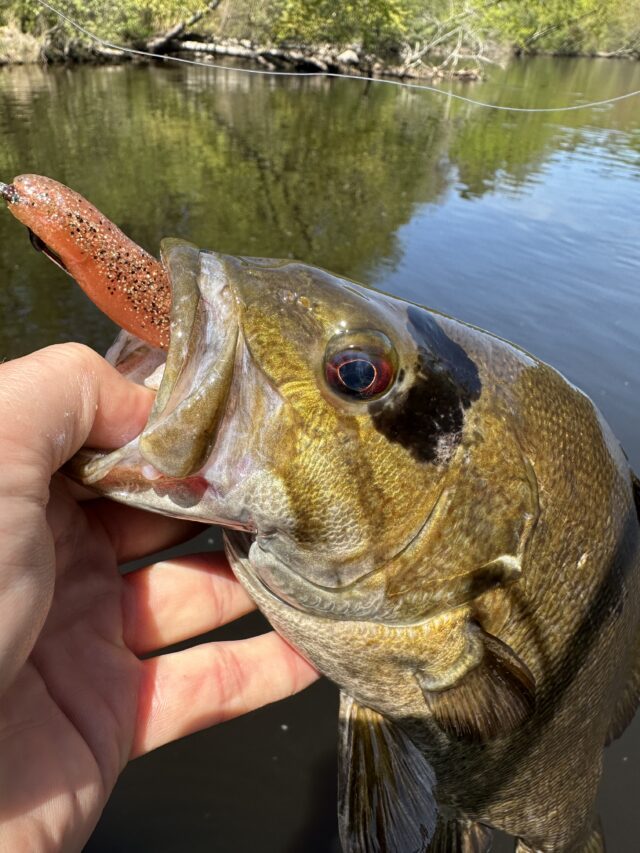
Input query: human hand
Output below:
<box><xmin>0</xmin><ymin>343</ymin><xmax>318</xmax><ymax>851</ymax></box>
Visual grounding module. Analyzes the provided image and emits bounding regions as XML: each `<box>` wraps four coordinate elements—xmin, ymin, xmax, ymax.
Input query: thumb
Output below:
<box><xmin>0</xmin><ymin>342</ymin><xmax>154</xmax><ymax>692</ymax></box>
<box><xmin>0</xmin><ymin>342</ymin><xmax>154</xmax><ymax>489</ymax></box>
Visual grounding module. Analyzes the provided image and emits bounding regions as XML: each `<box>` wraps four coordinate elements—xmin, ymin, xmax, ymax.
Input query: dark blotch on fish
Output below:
<box><xmin>369</xmin><ymin>306</ymin><xmax>481</xmax><ymax>464</ymax></box>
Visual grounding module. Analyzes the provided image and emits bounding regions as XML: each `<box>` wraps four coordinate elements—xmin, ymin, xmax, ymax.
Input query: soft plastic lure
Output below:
<box><xmin>0</xmin><ymin>175</ymin><xmax>170</xmax><ymax>348</ymax></box>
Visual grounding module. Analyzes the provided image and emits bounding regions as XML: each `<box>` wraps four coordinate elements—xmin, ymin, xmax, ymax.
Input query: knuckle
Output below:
<box><xmin>39</xmin><ymin>341</ymin><xmax>100</xmax><ymax>373</ymax></box>
<box><xmin>210</xmin><ymin>643</ymin><xmax>246</xmax><ymax>711</ymax></box>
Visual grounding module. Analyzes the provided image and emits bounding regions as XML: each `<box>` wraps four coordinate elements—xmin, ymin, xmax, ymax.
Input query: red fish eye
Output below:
<box><xmin>325</xmin><ymin>349</ymin><xmax>394</xmax><ymax>400</ymax></box>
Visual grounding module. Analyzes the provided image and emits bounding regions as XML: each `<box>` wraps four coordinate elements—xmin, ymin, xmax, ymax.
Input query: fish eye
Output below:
<box><xmin>324</xmin><ymin>331</ymin><xmax>397</xmax><ymax>401</ymax></box>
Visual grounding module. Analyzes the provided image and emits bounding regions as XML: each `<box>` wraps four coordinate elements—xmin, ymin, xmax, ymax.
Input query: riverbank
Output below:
<box><xmin>0</xmin><ymin>25</ymin><xmax>41</xmax><ymax>65</ymax></box>
<box><xmin>0</xmin><ymin>23</ymin><xmax>486</xmax><ymax>79</ymax></box>
<box><xmin>2</xmin><ymin>26</ymin><xmax>638</xmax><ymax>83</ymax></box>
<box><xmin>1</xmin><ymin>0</ymin><xmax>639</xmax><ymax>80</ymax></box>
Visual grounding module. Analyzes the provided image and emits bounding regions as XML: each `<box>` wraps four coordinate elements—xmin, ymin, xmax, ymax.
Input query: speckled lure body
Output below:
<box><xmin>1</xmin><ymin>175</ymin><xmax>171</xmax><ymax>348</ymax></box>
<box><xmin>4</xmin><ymin>175</ymin><xmax>640</xmax><ymax>853</ymax></box>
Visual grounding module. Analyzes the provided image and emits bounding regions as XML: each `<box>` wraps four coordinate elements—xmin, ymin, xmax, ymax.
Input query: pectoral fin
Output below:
<box><xmin>419</xmin><ymin>629</ymin><xmax>535</xmax><ymax>743</ymax></box>
<box><xmin>338</xmin><ymin>692</ymin><xmax>438</xmax><ymax>853</ymax></box>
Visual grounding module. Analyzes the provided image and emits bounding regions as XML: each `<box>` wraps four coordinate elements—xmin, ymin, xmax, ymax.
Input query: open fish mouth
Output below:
<box><xmin>1</xmin><ymin>175</ymin><xmax>250</xmax><ymax>524</ymax></box>
<box><xmin>69</xmin><ymin>240</ymin><xmax>249</xmax><ymax>526</ymax></box>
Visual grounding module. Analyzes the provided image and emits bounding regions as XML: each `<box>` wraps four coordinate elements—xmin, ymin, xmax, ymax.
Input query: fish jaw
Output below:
<box><xmin>2</xmin><ymin>174</ymin><xmax>171</xmax><ymax>348</ymax></box>
<box><xmin>68</xmin><ymin>241</ymin><xmax>288</xmax><ymax>533</ymax></box>
<box><xmin>0</xmin><ymin>176</ymin><xmax>261</xmax><ymax>525</ymax></box>
<box><xmin>70</xmin><ymin>443</ymin><xmax>255</xmax><ymax>530</ymax></box>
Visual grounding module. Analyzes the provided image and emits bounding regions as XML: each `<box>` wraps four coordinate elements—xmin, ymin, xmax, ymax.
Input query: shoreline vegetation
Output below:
<box><xmin>1</xmin><ymin>0</ymin><xmax>639</xmax><ymax>79</ymax></box>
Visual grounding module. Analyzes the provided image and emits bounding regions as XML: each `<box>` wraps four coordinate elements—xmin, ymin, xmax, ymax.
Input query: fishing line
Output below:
<box><xmin>36</xmin><ymin>0</ymin><xmax>640</xmax><ymax>114</ymax></box>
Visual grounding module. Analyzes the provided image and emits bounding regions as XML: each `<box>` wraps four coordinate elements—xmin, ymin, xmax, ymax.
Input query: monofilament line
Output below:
<box><xmin>36</xmin><ymin>0</ymin><xmax>640</xmax><ymax>114</ymax></box>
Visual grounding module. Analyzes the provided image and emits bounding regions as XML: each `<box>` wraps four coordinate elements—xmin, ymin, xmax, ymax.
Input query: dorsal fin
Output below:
<box><xmin>338</xmin><ymin>693</ymin><xmax>438</xmax><ymax>852</ymax></box>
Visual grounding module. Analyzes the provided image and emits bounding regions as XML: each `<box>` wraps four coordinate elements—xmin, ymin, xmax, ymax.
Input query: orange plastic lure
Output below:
<box><xmin>1</xmin><ymin>175</ymin><xmax>171</xmax><ymax>349</ymax></box>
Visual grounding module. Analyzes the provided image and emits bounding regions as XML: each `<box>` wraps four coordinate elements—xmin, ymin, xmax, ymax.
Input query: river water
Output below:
<box><xmin>0</xmin><ymin>56</ymin><xmax>639</xmax><ymax>851</ymax></box>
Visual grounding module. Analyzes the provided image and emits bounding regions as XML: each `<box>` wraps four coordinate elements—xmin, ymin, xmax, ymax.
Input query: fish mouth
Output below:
<box><xmin>68</xmin><ymin>240</ymin><xmax>248</xmax><ymax>526</ymax></box>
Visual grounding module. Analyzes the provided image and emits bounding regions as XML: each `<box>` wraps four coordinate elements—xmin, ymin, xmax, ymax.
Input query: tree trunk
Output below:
<box><xmin>146</xmin><ymin>0</ymin><xmax>224</xmax><ymax>55</ymax></box>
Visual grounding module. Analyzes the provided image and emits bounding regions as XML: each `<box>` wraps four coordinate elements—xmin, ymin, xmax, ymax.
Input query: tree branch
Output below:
<box><xmin>147</xmin><ymin>0</ymin><xmax>224</xmax><ymax>55</ymax></box>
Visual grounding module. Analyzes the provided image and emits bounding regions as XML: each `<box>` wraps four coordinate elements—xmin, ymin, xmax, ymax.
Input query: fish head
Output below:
<box><xmin>78</xmin><ymin>240</ymin><xmax>485</xmax><ymax>590</ymax></box>
<box><xmin>80</xmin><ymin>236</ymin><xmax>541</xmax><ymax>632</ymax></box>
<box><xmin>3</xmin><ymin>176</ymin><xmax>538</xmax><ymax>628</ymax></box>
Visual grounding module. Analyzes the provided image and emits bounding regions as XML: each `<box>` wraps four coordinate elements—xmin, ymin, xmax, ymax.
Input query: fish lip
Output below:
<box><xmin>70</xmin><ymin>248</ymin><xmax>244</xmax><ymax>517</ymax></box>
<box><xmin>108</xmin><ymin>245</ymin><xmax>240</xmax><ymax>480</ymax></box>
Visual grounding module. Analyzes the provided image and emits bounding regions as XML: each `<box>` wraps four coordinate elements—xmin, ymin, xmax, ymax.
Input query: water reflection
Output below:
<box><xmin>0</xmin><ymin>55</ymin><xmax>639</xmax><ymax>852</ymax></box>
<box><xmin>1</xmin><ymin>57</ymin><xmax>639</xmax><ymax>365</ymax></box>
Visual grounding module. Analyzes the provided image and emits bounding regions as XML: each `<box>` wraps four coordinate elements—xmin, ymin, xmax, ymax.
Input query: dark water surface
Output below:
<box><xmin>0</xmin><ymin>56</ymin><xmax>639</xmax><ymax>850</ymax></box>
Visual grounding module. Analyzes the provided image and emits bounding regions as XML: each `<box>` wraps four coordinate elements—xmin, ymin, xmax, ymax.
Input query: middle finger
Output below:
<box><xmin>122</xmin><ymin>552</ymin><xmax>255</xmax><ymax>655</ymax></box>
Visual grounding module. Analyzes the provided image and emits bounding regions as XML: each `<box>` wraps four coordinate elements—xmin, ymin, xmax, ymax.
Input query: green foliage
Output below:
<box><xmin>275</xmin><ymin>0</ymin><xmax>408</xmax><ymax>54</ymax></box>
<box><xmin>265</xmin><ymin>0</ymin><xmax>640</xmax><ymax>61</ymax></box>
<box><xmin>1</xmin><ymin>0</ymin><xmax>639</xmax><ymax>59</ymax></box>
<box><xmin>3</xmin><ymin>0</ymin><xmax>200</xmax><ymax>45</ymax></box>
<box><xmin>210</xmin><ymin>0</ymin><xmax>283</xmax><ymax>43</ymax></box>
<box><xmin>479</xmin><ymin>0</ymin><xmax>613</xmax><ymax>54</ymax></box>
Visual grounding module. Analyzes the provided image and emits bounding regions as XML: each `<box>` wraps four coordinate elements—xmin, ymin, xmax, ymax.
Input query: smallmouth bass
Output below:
<box><xmin>3</xmin><ymin>174</ymin><xmax>639</xmax><ymax>853</ymax></box>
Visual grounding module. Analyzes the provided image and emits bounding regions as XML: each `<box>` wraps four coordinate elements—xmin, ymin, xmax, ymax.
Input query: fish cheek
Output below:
<box><xmin>368</xmin><ymin>308</ymin><xmax>481</xmax><ymax>464</ymax></box>
<box><xmin>418</xmin><ymin>628</ymin><xmax>536</xmax><ymax>743</ymax></box>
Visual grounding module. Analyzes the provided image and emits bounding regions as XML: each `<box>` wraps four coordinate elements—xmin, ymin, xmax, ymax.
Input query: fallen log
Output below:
<box><xmin>175</xmin><ymin>39</ymin><xmax>332</xmax><ymax>72</ymax></box>
<box><xmin>169</xmin><ymin>37</ymin><xmax>482</xmax><ymax>80</ymax></box>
